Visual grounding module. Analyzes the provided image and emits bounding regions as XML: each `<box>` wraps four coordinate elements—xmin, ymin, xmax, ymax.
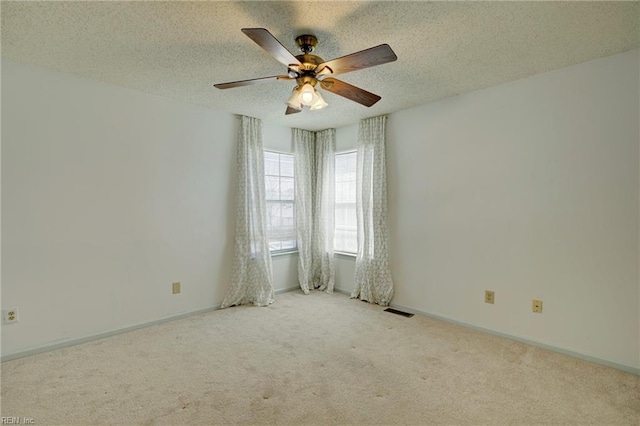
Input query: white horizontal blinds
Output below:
<box><xmin>335</xmin><ymin>151</ymin><xmax>357</xmax><ymax>253</ymax></box>
<box><xmin>264</xmin><ymin>151</ymin><xmax>297</xmax><ymax>252</ymax></box>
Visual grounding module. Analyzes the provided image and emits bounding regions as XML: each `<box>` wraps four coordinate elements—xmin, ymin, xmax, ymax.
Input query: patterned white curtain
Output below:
<box><xmin>293</xmin><ymin>128</ymin><xmax>336</xmax><ymax>294</ymax></box>
<box><xmin>221</xmin><ymin>116</ymin><xmax>274</xmax><ymax>308</ymax></box>
<box><xmin>352</xmin><ymin>116</ymin><xmax>394</xmax><ymax>306</ymax></box>
<box><xmin>293</xmin><ymin>128</ymin><xmax>315</xmax><ymax>294</ymax></box>
<box><xmin>312</xmin><ymin>129</ymin><xmax>336</xmax><ymax>293</ymax></box>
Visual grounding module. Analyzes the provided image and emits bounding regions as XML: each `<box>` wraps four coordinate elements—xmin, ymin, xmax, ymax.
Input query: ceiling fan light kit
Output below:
<box><xmin>299</xmin><ymin>83</ymin><xmax>315</xmax><ymax>104</ymax></box>
<box><xmin>286</xmin><ymin>87</ymin><xmax>303</xmax><ymax>110</ymax></box>
<box><xmin>214</xmin><ymin>28</ymin><xmax>397</xmax><ymax>115</ymax></box>
<box><xmin>286</xmin><ymin>83</ymin><xmax>327</xmax><ymax>111</ymax></box>
<box><xmin>309</xmin><ymin>91</ymin><xmax>328</xmax><ymax>111</ymax></box>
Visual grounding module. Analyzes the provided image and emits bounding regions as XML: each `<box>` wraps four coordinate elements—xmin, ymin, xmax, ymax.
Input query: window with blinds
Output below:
<box><xmin>264</xmin><ymin>151</ymin><xmax>296</xmax><ymax>253</ymax></box>
<box><xmin>335</xmin><ymin>151</ymin><xmax>357</xmax><ymax>253</ymax></box>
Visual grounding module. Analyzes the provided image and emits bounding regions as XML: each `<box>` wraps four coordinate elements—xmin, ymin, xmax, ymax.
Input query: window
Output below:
<box><xmin>335</xmin><ymin>151</ymin><xmax>357</xmax><ymax>253</ymax></box>
<box><xmin>264</xmin><ymin>151</ymin><xmax>296</xmax><ymax>253</ymax></box>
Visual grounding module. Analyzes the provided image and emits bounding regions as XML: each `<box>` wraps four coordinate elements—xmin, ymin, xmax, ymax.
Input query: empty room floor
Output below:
<box><xmin>1</xmin><ymin>291</ymin><xmax>638</xmax><ymax>425</ymax></box>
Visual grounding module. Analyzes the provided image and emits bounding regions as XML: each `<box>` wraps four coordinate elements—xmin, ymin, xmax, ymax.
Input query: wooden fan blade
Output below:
<box><xmin>242</xmin><ymin>28</ymin><xmax>302</xmax><ymax>68</ymax></box>
<box><xmin>320</xmin><ymin>78</ymin><xmax>381</xmax><ymax>107</ymax></box>
<box><xmin>214</xmin><ymin>75</ymin><xmax>291</xmax><ymax>89</ymax></box>
<box><xmin>317</xmin><ymin>44</ymin><xmax>397</xmax><ymax>76</ymax></box>
<box><xmin>285</xmin><ymin>106</ymin><xmax>302</xmax><ymax>115</ymax></box>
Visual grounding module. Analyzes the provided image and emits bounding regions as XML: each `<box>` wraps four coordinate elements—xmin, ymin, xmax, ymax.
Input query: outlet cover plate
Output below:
<box><xmin>532</xmin><ymin>299</ymin><xmax>543</xmax><ymax>313</ymax></box>
<box><xmin>485</xmin><ymin>290</ymin><xmax>495</xmax><ymax>304</ymax></box>
<box><xmin>3</xmin><ymin>307</ymin><xmax>19</xmax><ymax>324</ymax></box>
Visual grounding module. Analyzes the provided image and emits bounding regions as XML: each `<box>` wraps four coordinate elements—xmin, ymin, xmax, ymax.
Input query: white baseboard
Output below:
<box><xmin>2</xmin><ymin>286</ymin><xmax>311</xmax><ymax>362</ymax></box>
<box><xmin>275</xmin><ymin>286</ymin><xmax>301</xmax><ymax>295</ymax></box>
<box><xmin>1</xmin><ymin>305</ymin><xmax>220</xmax><ymax>362</ymax></box>
<box><xmin>388</xmin><ymin>301</ymin><xmax>640</xmax><ymax>376</ymax></box>
<box><xmin>5</xmin><ymin>289</ymin><xmax>638</xmax><ymax>376</ymax></box>
<box><xmin>333</xmin><ymin>287</ymin><xmax>352</xmax><ymax>296</ymax></box>
<box><xmin>332</xmin><ymin>287</ymin><xmax>638</xmax><ymax>375</ymax></box>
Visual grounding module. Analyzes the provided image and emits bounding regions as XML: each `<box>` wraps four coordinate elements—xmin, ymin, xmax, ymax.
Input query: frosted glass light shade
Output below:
<box><xmin>286</xmin><ymin>87</ymin><xmax>302</xmax><ymax>110</ymax></box>
<box><xmin>309</xmin><ymin>90</ymin><xmax>328</xmax><ymax>110</ymax></box>
<box><xmin>285</xmin><ymin>83</ymin><xmax>328</xmax><ymax>111</ymax></box>
<box><xmin>300</xmin><ymin>83</ymin><xmax>315</xmax><ymax>105</ymax></box>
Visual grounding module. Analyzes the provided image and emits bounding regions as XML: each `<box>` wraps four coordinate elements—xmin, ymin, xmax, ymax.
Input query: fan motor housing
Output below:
<box><xmin>294</xmin><ymin>54</ymin><xmax>324</xmax><ymax>72</ymax></box>
<box><xmin>296</xmin><ymin>75</ymin><xmax>319</xmax><ymax>87</ymax></box>
<box><xmin>295</xmin><ymin>34</ymin><xmax>318</xmax><ymax>53</ymax></box>
<box><xmin>293</xmin><ymin>34</ymin><xmax>323</xmax><ymax>74</ymax></box>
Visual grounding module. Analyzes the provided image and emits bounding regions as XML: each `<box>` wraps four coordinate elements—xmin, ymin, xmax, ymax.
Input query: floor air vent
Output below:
<box><xmin>384</xmin><ymin>308</ymin><xmax>414</xmax><ymax>318</ymax></box>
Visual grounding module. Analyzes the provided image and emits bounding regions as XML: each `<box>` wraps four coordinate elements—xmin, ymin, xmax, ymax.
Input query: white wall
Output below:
<box><xmin>3</xmin><ymin>50</ymin><xmax>638</xmax><ymax>369</ymax></box>
<box><xmin>1</xmin><ymin>59</ymin><xmax>296</xmax><ymax>357</ymax></box>
<box><xmin>384</xmin><ymin>50</ymin><xmax>639</xmax><ymax>369</ymax></box>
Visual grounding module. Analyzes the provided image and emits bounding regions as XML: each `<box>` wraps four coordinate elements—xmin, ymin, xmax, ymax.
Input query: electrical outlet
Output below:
<box><xmin>172</xmin><ymin>282</ymin><xmax>181</xmax><ymax>294</ymax></box>
<box><xmin>3</xmin><ymin>307</ymin><xmax>19</xmax><ymax>324</ymax></box>
<box><xmin>484</xmin><ymin>290</ymin><xmax>495</xmax><ymax>304</ymax></box>
<box><xmin>532</xmin><ymin>299</ymin><xmax>543</xmax><ymax>313</ymax></box>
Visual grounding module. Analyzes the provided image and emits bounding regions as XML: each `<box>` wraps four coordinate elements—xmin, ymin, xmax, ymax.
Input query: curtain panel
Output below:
<box><xmin>312</xmin><ymin>129</ymin><xmax>336</xmax><ymax>293</ymax></box>
<box><xmin>221</xmin><ymin>116</ymin><xmax>275</xmax><ymax>308</ymax></box>
<box><xmin>293</xmin><ymin>128</ymin><xmax>315</xmax><ymax>294</ymax></box>
<box><xmin>352</xmin><ymin>115</ymin><xmax>394</xmax><ymax>306</ymax></box>
<box><xmin>293</xmin><ymin>128</ymin><xmax>336</xmax><ymax>294</ymax></box>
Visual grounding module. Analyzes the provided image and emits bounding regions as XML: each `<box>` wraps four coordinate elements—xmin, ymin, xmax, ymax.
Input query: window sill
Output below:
<box><xmin>270</xmin><ymin>250</ymin><xmax>355</xmax><ymax>259</ymax></box>
<box><xmin>334</xmin><ymin>251</ymin><xmax>357</xmax><ymax>259</ymax></box>
<box><xmin>271</xmin><ymin>250</ymin><xmax>299</xmax><ymax>258</ymax></box>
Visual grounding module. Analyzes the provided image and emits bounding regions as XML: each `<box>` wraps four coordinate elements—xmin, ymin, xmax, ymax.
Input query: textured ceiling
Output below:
<box><xmin>2</xmin><ymin>1</ymin><xmax>639</xmax><ymax>131</ymax></box>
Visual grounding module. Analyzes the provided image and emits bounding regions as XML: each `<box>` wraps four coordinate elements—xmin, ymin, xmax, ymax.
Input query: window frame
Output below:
<box><xmin>264</xmin><ymin>150</ymin><xmax>298</xmax><ymax>255</ymax></box>
<box><xmin>334</xmin><ymin>149</ymin><xmax>358</xmax><ymax>255</ymax></box>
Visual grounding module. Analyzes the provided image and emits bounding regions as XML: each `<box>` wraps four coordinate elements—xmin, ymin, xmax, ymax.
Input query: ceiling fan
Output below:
<box><xmin>214</xmin><ymin>28</ymin><xmax>398</xmax><ymax>115</ymax></box>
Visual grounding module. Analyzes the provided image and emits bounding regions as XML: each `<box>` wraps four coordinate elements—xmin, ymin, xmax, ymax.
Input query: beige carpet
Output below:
<box><xmin>1</xmin><ymin>291</ymin><xmax>638</xmax><ymax>425</ymax></box>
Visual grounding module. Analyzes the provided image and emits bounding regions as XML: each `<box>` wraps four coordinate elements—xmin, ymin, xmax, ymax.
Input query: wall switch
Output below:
<box><xmin>484</xmin><ymin>290</ymin><xmax>495</xmax><ymax>304</ymax></box>
<box><xmin>3</xmin><ymin>307</ymin><xmax>19</xmax><ymax>324</ymax></box>
<box><xmin>172</xmin><ymin>282</ymin><xmax>181</xmax><ymax>294</ymax></box>
<box><xmin>532</xmin><ymin>299</ymin><xmax>543</xmax><ymax>313</ymax></box>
